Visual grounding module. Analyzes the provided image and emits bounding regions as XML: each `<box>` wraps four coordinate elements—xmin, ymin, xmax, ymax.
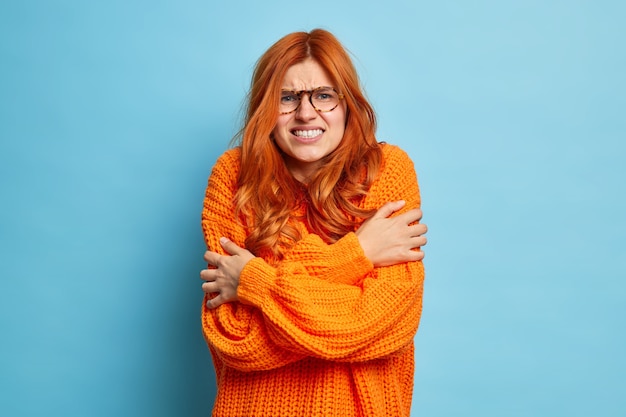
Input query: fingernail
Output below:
<box><xmin>220</xmin><ymin>237</ymin><xmax>229</xmax><ymax>244</ymax></box>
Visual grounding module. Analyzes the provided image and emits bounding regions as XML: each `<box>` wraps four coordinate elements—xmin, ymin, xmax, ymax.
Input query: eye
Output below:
<box><xmin>280</xmin><ymin>92</ymin><xmax>299</xmax><ymax>103</ymax></box>
<box><xmin>314</xmin><ymin>89</ymin><xmax>336</xmax><ymax>102</ymax></box>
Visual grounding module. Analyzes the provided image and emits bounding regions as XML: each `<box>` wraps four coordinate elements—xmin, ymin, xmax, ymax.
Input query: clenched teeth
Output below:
<box><xmin>293</xmin><ymin>129</ymin><xmax>323</xmax><ymax>138</ymax></box>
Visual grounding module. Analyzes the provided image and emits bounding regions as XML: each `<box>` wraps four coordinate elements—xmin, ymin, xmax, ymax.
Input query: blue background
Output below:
<box><xmin>1</xmin><ymin>1</ymin><xmax>624</xmax><ymax>416</ymax></box>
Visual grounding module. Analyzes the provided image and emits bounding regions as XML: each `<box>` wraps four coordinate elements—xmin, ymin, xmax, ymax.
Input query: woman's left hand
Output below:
<box><xmin>200</xmin><ymin>237</ymin><xmax>255</xmax><ymax>309</ymax></box>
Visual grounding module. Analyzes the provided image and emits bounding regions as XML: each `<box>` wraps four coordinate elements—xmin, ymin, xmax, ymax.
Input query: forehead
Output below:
<box><xmin>281</xmin><ymin>58</ymin><xmax>334</xmax><ymax>90</ymax></box>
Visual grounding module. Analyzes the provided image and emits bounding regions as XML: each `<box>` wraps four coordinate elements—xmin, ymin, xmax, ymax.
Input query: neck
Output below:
<box><xmin>283</xmin><ymin>157</ymin><xmax>321</xmax><ymax>184</ymax></box>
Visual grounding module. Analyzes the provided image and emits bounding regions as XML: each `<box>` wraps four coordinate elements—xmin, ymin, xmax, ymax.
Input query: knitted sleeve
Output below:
<box><xmin>235</xmin><ymin>145</ymin><xmax>424</xmax><ymax>362</ymax></box>
<box><xmin>200</xmin><ymin>149</ymin><xmax>377</xmax><ymax>371</ymax></box>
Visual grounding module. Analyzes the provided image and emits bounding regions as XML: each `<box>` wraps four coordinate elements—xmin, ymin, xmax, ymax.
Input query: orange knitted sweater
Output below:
<box><xmin>201</xmin><ymin>143</ymin><xmax>424</xmax><ymax>417</ymax></box>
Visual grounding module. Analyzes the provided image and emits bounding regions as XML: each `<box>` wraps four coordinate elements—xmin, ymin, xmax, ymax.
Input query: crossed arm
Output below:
<box><xmin>201</xmin><ymin>200</ymin><xmax>426</xmax><ymax>308</ymax></box>
<box><xmin>199</xmin><ymin>146</ymin><xmax>427</xmax><ymax>371</ymax></box>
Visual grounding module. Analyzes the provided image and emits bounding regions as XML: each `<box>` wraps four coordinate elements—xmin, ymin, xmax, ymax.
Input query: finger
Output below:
<box><xmin>206</xmin><ymin>294</ymin><xmax>225</xmax><ymax>309</ymax></box>
<box><xmin>373</xmin><ymin>200</ymin><xmax>406</xmax><ymax>219</ymax></box>
<box><xmin>412</xmin><ymin>250</ymin><xmax>425</xmax><ymax>262</ymax></box>
<box><xmin>413</xmin><ymin>208</ymin><xmax>423</xmax><ymax>222</ymax></box>
<box><xmin>201</xmin><ymin>281</ymin><xmax>220</xmax><ymax>293</ymax></box>
<box><xmin>412</xmin><ymin>235</ymin><xmax>427</xmax><ymax>248</ymax></box>
<box><xmin>407</xmin><ymin>247</ymin><xmax>424</xmax><ymax>261</ymax></box>
<box><xmin>204</xmin><ymin>250</ymin><xmax>221</xmax><ymax>265</ymax></box>
<box><xmin>400</xmin><ymin>234</ymin><xmax>426</xmax><ymax>250</ymax></box>
<box><xmin>408</xmin><ymin>223</ymin><xmax>428</xmax><ymax>237</ymax></box>
<box><xmin>199</xmin><ymin>269</ymin><xmax>216</xmax><ymax>281</ymax></box>
<box><xmin>219</xmin><ymin>237</ymin><xmax>245</xmax><ymax>256</ymax></box>
<box><xmin>397</xmin><ymin>208</ymin><xmax>423</xmax><ymax>225</ymax></box>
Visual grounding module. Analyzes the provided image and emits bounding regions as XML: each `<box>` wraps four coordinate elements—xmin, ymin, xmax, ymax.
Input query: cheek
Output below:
<box><xmin>335</xmin><ymin>106</ymin><xmax>348</xmax><ymax>130</ymax></box>
<box><xmin>332</xmin><ymin>113</ymin><xmax>347</xmax><ymax>136</ymax></box>
<box><xmin>271</xmin><ymin>128</ymin><xmax>290</xmax><ymax>154</ymax></box>
<box><xmin>270</xmin><ymin>120</ymin><xmax>284</xmax><ymax>140</ymax></box>
<box><xmin>272</xmin><ymin>117</ymin><xmax>289</xmax><ymax>136</ymax></box>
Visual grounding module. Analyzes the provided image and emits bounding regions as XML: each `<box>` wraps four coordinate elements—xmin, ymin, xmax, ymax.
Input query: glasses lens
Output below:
<box><xmin>311</xmin><ymin>88</ymin><xmax>339</xmax><ymax>111</ymax></box>
<box><xmin>280</xmin><ymin>91</ymin><xmax>300</xmax><ymax>113</ymax></box>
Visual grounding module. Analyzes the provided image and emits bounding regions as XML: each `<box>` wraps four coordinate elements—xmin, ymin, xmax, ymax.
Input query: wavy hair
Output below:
<box><xmin>233</xmin><ymin>29</ymin><xmax>382</xmax><ymax>261</ymax></box>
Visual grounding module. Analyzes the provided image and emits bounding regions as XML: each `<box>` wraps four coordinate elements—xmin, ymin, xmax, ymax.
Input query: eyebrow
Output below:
<box><xmin>280</xmin><ymin>86</ymin><xmax>335</xmax><ymax>91</ymax></box>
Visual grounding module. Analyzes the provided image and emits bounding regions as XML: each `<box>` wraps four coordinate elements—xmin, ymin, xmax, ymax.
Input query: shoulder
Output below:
<box><xmin>204</xmin><ymin>147</ymin><xmax>242</xmax><ymax>196</ymax></box>
<box><xmin>361</xmin><ymin>142</ymin><xmax>420</xmax><ymax>209</ymax></box>
<box><xmin>213</xmin><ymin>147</ymin><xmax>241</xmax><ymax>171</ymax></box>
<box><xmin>209</xmin><ymin>147</ymin><xmax>242</xmax><ymax>180</ymax></box>
<box><xmin>378</xmin><ymin>142</ymin><xmax>416</xmax><ymax>176</ymax></box>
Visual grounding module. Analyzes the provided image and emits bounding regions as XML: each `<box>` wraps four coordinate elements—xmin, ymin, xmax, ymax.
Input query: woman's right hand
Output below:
<box><xmin>355</xmin><ymin>200</ymin><xmax>428</xmax><ymax>267</ymax></box>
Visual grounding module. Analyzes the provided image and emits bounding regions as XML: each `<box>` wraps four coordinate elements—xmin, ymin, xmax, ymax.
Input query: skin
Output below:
<box><xmin>271</xmin><ymin>58</ymin><xmax>347</xmax><ymax>183</ymax></box>
<box><xmin>201</xmin><ymin>60</ymin><xmax>428</xmax><ymax>309</ymax></box>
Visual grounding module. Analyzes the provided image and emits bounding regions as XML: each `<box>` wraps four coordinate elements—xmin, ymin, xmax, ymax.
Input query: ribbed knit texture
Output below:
<box><xmin>201</xmin><ymin>144</ymin><xmax>424</xmax><ymax>417</ymax></box>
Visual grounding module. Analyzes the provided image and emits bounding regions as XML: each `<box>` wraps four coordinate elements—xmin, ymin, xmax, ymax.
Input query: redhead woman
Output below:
<box><xmin>200</xmin><ymin>29</ymin><xmax>428</xmax><ymax>417</ymax></box>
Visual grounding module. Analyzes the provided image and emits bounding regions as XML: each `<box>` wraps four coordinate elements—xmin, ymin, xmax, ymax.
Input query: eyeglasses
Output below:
<box><xmin>279</xmin><ymin>86</ymin><xmax>344</xmax><ymax>114</ymax></box>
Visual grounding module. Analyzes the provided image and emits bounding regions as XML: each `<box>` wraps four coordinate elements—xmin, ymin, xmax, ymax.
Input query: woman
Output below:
<box><xmin>200</xmin><ymin>29</ymin><xmax>428</xmax><ymax>417</ymax></box>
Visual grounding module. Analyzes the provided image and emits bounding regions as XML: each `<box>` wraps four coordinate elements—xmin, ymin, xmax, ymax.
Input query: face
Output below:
<box><xmin>272</xmin><ymin>58</ymin><xmax>347</xmax><ymax>182</ymax></box>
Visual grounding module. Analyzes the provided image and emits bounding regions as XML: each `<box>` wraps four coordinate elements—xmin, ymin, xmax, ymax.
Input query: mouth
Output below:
<box><xmin>291</xmin><ymin>129</ymin><xmax>324</xmax><ymax>139</ymax></box>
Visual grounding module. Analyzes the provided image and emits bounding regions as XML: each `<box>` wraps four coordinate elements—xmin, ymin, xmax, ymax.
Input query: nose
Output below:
<box><xmin>295</xmin><ymin>93</ymin><xmax>317</xmax><ymax>121</ymax></box>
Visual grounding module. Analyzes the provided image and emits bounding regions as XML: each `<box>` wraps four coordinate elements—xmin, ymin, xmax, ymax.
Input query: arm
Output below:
<box><xmin>201</xmin><ymin>145</ymin><xmax>425</xmax><ymax>367</ymax></box>
<box><xmin>232</xmin><ymin>146</ymin><xmax>424</xmax><ymax>361</ymax></box>
<box><xmin>200</xmin><ymin>149</ymin><xmax>385</xmax><ymax>370</ymax></box>
<box><xmin>236</xmin><ymin>252</ymin><xmax>423</xmax><ymax>361</ymax></box>
<box><xmin>200</xmin><ymin>150</ymin><xmax>305</xmax><ymax>371</ymax></box>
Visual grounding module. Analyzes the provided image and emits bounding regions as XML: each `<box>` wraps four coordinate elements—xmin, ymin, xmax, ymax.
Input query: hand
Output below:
<box><xmin>200</xmin><ymin>237</ymin><xmax>256</xmax><ymax>309</ymax></box>
<box><xmin>355</xmin><ymin>200</ymin><xmax>428</xmax><ymax>267</ymax></box>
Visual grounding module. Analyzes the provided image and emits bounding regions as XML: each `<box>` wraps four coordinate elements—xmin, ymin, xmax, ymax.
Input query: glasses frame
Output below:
<box><xmin>279</xmin><ymin>86</ymin><xmax>345</xmax><ymax>115</ymax></box>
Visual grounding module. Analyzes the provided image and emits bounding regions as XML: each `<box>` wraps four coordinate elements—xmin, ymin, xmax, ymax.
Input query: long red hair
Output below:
<box><xmin>234</xmin><ymin>29</ymin><xmax>382</xmax><ymax>261</ymax></box>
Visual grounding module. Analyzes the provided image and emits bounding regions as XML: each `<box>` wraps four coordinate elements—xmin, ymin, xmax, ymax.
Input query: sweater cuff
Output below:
<box><xmin>326</xmin><ymin>232</ymin><xmax>374</xmax><ymax>284</ymax></box>
<box><xmin>237</xmin><ymin>257</ymin><xmax>275</xmax><ymax>308</ymax></box>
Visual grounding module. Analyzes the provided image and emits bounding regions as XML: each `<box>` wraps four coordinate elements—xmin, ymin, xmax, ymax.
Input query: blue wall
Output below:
<box><xmin>1</xmin><ymin>1</ymin><xmax>624</xmax><ymax>416</ymax></box>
